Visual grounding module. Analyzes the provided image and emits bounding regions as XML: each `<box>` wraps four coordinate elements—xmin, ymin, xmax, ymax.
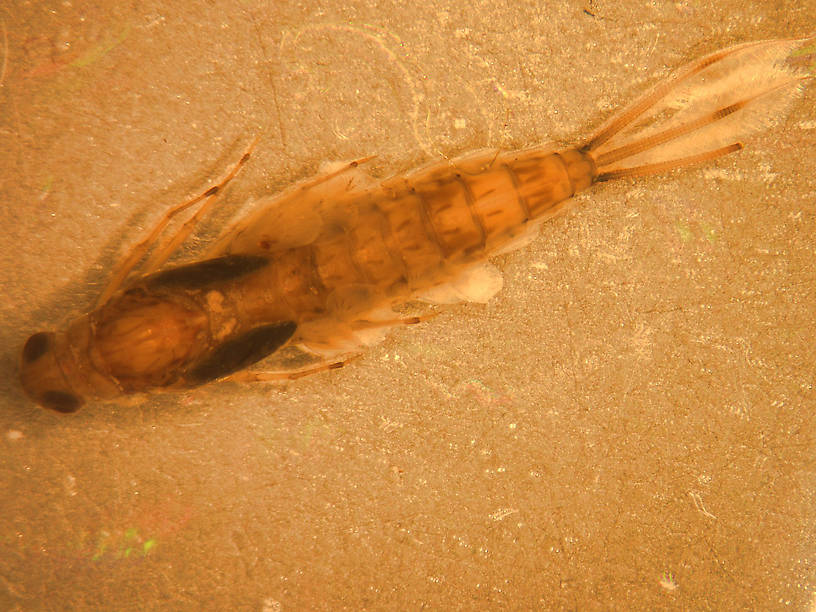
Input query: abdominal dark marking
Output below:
<box><xmin>146</xmin><ymin>254</ymin><xmax>270</xmax><ymax>291</ymax></box>
<box><xmin>187</xmin><ymin>321</ymin><xmax>297</xmax><ymax>383</ymax></box>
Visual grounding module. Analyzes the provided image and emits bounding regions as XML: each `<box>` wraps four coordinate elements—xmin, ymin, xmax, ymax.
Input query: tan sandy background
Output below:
<box><xmin>1</xmin><ymin>0</ymin><xmax>815</xmax><ymax>609</ymax></box>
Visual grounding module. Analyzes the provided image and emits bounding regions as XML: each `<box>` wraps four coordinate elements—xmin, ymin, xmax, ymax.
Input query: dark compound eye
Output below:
<box><xmin>40</xmin><ymin>390</ymin><xmax>83</xmax><ymax>413</ymax></box>
<box><xmin>22</xmin><ymin>332</ymin><xmax>54</xmax><ymax>363</ymax></box>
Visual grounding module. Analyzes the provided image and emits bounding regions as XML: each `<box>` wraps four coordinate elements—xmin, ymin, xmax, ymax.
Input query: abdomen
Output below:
<box><xmin>304</xmin><ymin>146</ymin><xmax>597</xmax><ymax>311</ymax></box>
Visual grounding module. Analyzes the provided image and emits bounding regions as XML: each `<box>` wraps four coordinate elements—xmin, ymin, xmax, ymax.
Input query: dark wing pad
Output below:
<box><xmin>146</xmin><ymin>255</ymin><xmax>269</xmax><ymax>291</ymax></box>
<box><xmin>187</xmin><ymin>321</ymin><xmax>297</xmax><ymax>383</ymax></box>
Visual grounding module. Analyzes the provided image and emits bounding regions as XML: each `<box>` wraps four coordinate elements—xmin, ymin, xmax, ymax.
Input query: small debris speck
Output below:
<box><xmin>659</xmin><ymin>571</ymin><xmax>678</xmax><ymax>591</ymax></box>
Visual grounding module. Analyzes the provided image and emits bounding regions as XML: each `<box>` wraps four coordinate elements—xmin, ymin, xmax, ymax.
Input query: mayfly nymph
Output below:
<box><xmin>20</xmin><ymin>37</ymin><xmax>814</xmax><ymax>412</ymax></box>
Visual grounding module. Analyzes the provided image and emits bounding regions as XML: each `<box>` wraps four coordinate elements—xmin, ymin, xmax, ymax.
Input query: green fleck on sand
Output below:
<box><xmin>791</xmin><ymin>42</ymin><xmax>816</xmax><ymax>75</ymax></box>
<box><xmin>675</xmin><ymin>220</ymin><xmax>693</xmax><ymax>242</ymax></box>
<box><xmin>72</xmin><ymin>24</ymin><xmax>132</xmax><ymax>68</ymax></box>
<box><xmin>700</xmin><ymin>221</ymin><xmax>717</xmax><ymax>243</ymax></box>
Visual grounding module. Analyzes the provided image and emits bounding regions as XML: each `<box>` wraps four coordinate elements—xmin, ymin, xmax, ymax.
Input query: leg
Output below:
<box><xmin>230</xmin><ymin>312</ymin><xmax>435</xmax><ymax>382</ymax></box>
<box><xmin>228</xmin><ymin>353</ymin><xmax>361</xmax><ymax>382</ymax></box>
<box><xmin>297</xmin><ymin>309</ymin><xmax>438</xmax><ymax>355</ymax></box>
<box><xmin>95</xmin><ymin>137</ymin><xmax>258</xmax><ymax>307</ymax></box>
<box><xmin>204</xmin><ymin>154</ymin><xmax>377</xmax><ymax>256</ymax></box>
<box><xmin>349</xmin><ymin>311</ymin><xmax>438</xmax><ymax>331</ymax></box>
<box><xmin>141</xmin><ymin>137</ymin><xmax>262</xmax><ymax>274</ymax></box>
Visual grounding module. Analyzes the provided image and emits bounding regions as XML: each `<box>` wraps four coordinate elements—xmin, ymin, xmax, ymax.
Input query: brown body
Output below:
<box><xmin>21</xmin><ymin>146</ymin><xmax>596</xmax><ymax>412</ymax></box>
<box><xmin>19</xmin><ymin>37</ymin><xmax>812</xmax><ymax>411</ymax></box>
